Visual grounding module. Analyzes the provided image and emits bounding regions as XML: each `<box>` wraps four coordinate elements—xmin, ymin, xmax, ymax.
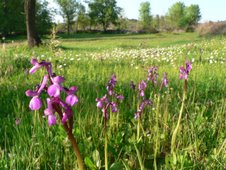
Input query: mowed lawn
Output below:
<box><xmin>0</xmin><ymin>33</ymin><xmax>225</xmax><ymax>170</ymax></box>
<box><xmin>59</xmin><ymin>32</ymin><xmax>201</xmax><ymax>51</ymax></box>
<box><xmin>4</xmin><ymin>32</ymin><xmax>200</xmax><ymax>51</ymax></box>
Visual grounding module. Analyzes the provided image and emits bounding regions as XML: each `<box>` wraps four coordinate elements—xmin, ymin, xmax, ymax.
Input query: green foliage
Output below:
<box><xmin>55</xmin><ymin>0</ymin><xmax>78</xmax><ymax>34</ymax></box>
<box><xmin>139</xmin><ymin>1</ymin><xmax>152</xmax><ymax>32</ymax></box>
<box><xmin>36</xmin><ymin>0</ymin><xmax>53</xmax><ymax>34</ymax></box>
<box><xmin>184</xmin><ymin>5</ymin><xmax>201</xmax><ymax>31</ymax></box>
<box><xmin>166</xmin><ymin>2</ymin><xmax>201</xmax><ymax>31</ymax></box>
<box><xmin>0</xmin><ymin>0</ymin><xmax>52</xmax><ymax>36</ymax></box>
<box><xmin>76</xmin><ymin>3</ymin><xmax>90</xmax><ymax>31</ymax></box>
<box><xmin>167</xmin><ymin>2</ymin><xmax>186</xmax><ymax>30</ymax></box>
<box><xmin>152</xmin><ymin>15</ymin><xmax>160</xmax><ymax>30</ymax></box>
<box><xmin>88</xmin><ymin>0</ymin><xmax>122</xmax><ymax>31</ymax></box>
<box><xmin>0</xmin><ymin>0</ymin><xmax>25</xmax><ymax>35</ymax></box>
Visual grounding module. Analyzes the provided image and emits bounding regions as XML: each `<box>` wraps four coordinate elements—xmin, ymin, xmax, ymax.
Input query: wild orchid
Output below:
<box><xmin>134</xmin><ymin>68</ymin><xmax>168</xmax><ymax>119</ymax></box>
<box><xmin>96</xmin><ymin>74</ymin><xmax>124</xmax><ymax>122</ymax></box>
<box><xmin>179</xmin><ymin>61</ymin><xmax>192</xmax><ymax>80</ymax></box>
<box><xmin>134</xmin><ymin>99</ymin><xmax>152</xmax><ymax>119</ymax></box>
<box><xmin>25</xmin><ymin>58</ymin><xmax>84</xmax><ymax>170</ymax></box>
<box><xmin>171</xmin><ymin>60</ymin><xmax>192</xmax><ymax>165</ymax></box>
<box><xmin>134</xmin><ymin>79</ymin><xmax>152</xmax><ymax>142</ymax></box>
<box><xmin>96</xmin><ymin>74</ymin><xmax>124</xmax><ymax>170</ymax></box>
<box><xmin>138</xmin><ymin>80</ymin><xmax>147</xmax><ymax>97</ymax></box>
<box><xmin>161</xmin><ymin>73</ymin><xmax>169</xmax><ymax>88</ymax></box>
<box><xmin>130</xmin><ymin>81</ymin><xmax>136</xmax><ymax>90</ymax></box>
<box><xmin>147</xmin><ymin>66</ymin><xmax>158</xmax><ymax>86</ymax></box>
<box><xmin>134</xmin><ymin>67</ymin><xmax>168</xmax><ymax>169</ymax></box>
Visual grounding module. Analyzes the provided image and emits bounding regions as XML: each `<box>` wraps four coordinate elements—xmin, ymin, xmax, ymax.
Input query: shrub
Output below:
<box><xmin>196</xmin><ymin>21</ymin><xmax>226</xmax><ymax>36</ymax></box>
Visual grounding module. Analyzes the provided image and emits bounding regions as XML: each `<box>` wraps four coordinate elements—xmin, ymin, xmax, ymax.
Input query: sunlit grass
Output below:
<box><xmin>0</xmin><ymin>33</ymin><xmax>225</xmax><ymax>169</ymax></box>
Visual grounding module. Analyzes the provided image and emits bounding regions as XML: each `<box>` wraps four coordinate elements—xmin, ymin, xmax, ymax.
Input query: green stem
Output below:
<box><xmin>154</xmin><ymin>94</ymin><xmax>160</xmax><ymax>170</ymax></box>
<box><xmin>171</xmin><ymin>80</ymin><xmax>187</xmax><ymax>164</ymax></box>
<box><xmin>134</xmin><ymin>143</ymin><xmax>144</xmax><ymax>170</ymax></box>
<box><xmin>104</xmin><ymin>117</ymin><xmax>108</xmax><ymax>170</ymax></box>
<box><xmin>116</xmin><ymin>112</ymin><xmax>119</xmax><ymax>130</ymax></box>
<box><xmin>137</xmin><ymin>117</ymin><xmax>140</xmax><ymax>142</ymax></box>
<box><xmin>136</xmin><ymin>98</ymin><xmax>141</xmax><ymax>142</ymax></box>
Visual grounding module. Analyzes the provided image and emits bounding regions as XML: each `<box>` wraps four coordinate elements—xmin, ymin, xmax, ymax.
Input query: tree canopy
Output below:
<box><xmin>55</xmin><ymin>0</ymin><xmax>78</xmax><ymax>34</ymax></box>
<box><xmin>139</xmin><ymin>1</ymin><xmax>152</xmax><ymax>31</ymax></box>
<box><xmin>167</xmin><ymin>2</ymin><xmax>186</xmax><ymax>29</ymax></box>
<box><xmin>88</xmin><ymin>0</ymin><xmax>122</xmax><ymax>31</ymax></box>
<box><xmin>0</xmin><ymin>0</ymin><xmax>52</xmax><ymax>36</ymax></box>
<box><xmin>184</xmin><ymin>5</ymin><xmax>201</xmax><ymax>26</ymax></box>
<box><xmin>166</xmin><ymin>2</ymin><xmax>201</xmax><ymax>30</ymax></box>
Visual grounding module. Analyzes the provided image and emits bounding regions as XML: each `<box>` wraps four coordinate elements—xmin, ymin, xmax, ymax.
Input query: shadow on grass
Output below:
<box><xmin>57</xmin><ymin>33</ymin><xmax>167</xmax><ymax>42</ymax></box>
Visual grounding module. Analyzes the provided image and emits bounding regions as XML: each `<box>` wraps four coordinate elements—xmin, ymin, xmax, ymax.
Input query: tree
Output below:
<box><xmin>167</xmin><ymin>2</ymin><xmax>186</xmax><ymax>30</ymax></box>
<box><xmin>0</xmin><ymin>0</ymin><xmax>25</xmax><ymax>36</ymax></box>
<box><xmin>88</xmin><ymin>0</ymin><xmax>122</xmax><ymax>32</ymax></box>
<box><xmin>24</xmin><ymin>0</ymin><xmax>42</xmax><ymax>47</ymax></box>
<box><xmin>75</xmin><ymin>3</ymin><xmax>89</xmax><ymax>31</ymax></box>
<box><xmin>167</xmin><ymin>2</ymin><xmax>201</xmax><ymax>31</ymax></box>
<box><xmin>0</xmin><ymin>0</ymin><xmax>52</xmax><ymax>37</ymax></box>
<box><xmin>56</xmin><ymin>0</ymin><xmax>78</xmax><ymax>34</ymax></box>
<box><xmin>139</xmin><ymin>1</ymin><xmax>152</xmax><ymax>31</ymax></box>
<box><xmin>152</xmin><ymin>15</ymin><xmax>160</xmax><ymax>30</ymax></box>
<box><xmin>36</xmin><ymin>0</ymin><xmax>53</xmax><ymax>34</ymax></box>
<box><xmin>116</xmin><ymin>16</ymin><xmax>128</xmax><ymax>31</ymax></box>
<box><xmin>184</xmin><ymin>5</ymin><xmax>201</xmax><ymax>27</ymax></box>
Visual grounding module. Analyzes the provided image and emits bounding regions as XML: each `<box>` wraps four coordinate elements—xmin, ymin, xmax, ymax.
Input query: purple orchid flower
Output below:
<box><xmin>147</xmin><ymin>66</ymin><xmax>158</xmax><ymax>86</ymax></box>
<box><xmin>179</xmin><ymin>61</ymin><xmax>192</xmax><ymax>80</ymax></box>
<box><xmin>96</xmin><ymin>74</ymin><xmax>124</xmax><ymax>120</ymax></box>
<box><xmin>29</xmin><ymin>59</ymin><xmax>51</xmax><ymax>74</ymax></box>
<box><xmin>162</xmin><ymin>73</ymin><xmax>168</xmax><ymax>87</ymax></box>
<box><xmin>26</xmin><ymin>58</ymin><xmax>79</xmax><ymax>126</ymax></box>
<box><xmin>138</xmin><ymin>80</ymin><xmax>147</xmax><ymax>97</ymax></box>
<box><xmin>130</xmin><ymin>81</ymin><xmax>136</xmax><ymax>90</ymax></box>
<box><xmin>134</xmin><ymin>99</ymin><xmax>152</xmax><ymax>119</ymax></box>
<box><xmin>26</xmin><ymin>75</ymin><xmax>48</xmax><ymax>110</ymax></box>
<box><xmin>106</xmin><ymin>74</ymin><xmax>117</xmax><ymax>95</ymax></box>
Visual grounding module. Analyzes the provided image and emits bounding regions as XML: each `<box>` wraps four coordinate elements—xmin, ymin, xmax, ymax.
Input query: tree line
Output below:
<box><xmin>140</xmin><ymin>1</ymin><xmax>201</xmax><ymax>32</ymax></box>
<box><xmin>0</xmin><ymin>0</ymin><xmax>201</xmax><ymax>47</ymax></box>
<box><xmin>0</xmin><ymin>0</ymin><xmax>52</xmax><ymax>36</ymax></box>
<box><xmin>55</xmin><ymin>1</ymin><xmax>201</xmax><ymax>34</ymax></box>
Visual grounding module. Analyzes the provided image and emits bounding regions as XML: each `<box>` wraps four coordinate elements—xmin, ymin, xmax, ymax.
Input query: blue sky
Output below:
<box><xmin>47</xmin><ymin>0</ymin><xmax>226</xmax><ymax>22</ymax></box>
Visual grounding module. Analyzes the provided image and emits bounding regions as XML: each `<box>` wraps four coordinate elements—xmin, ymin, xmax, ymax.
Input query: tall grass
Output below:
<box><xmin>0</xmin><ymin>33</ymin><xmax>225</xmax><ymax>169</ymax></box>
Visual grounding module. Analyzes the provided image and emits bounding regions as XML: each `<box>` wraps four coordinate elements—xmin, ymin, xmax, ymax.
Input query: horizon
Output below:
<box><xmin>47</xmin><ymin>0</ymin><xmax>226</xmax><ymax>23</ymax></box>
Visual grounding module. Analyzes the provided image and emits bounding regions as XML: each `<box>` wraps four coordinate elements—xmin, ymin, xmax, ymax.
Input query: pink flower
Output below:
<box><xmin>179</xmin><ymin>61</ymin><xmax>192</xmax><ymax>80</ymax></box>
<box><xmin>29</xmin><ymin>96</ymin><xmax>42</xmax><ymax>110</ymax></box>
<box><xmin>26</xmin><ymin>58</ymin><xmax>79</xmax><ymax>126</ymax></box>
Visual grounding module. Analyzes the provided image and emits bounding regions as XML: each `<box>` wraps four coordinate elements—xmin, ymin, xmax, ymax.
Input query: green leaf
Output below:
<box><xmin>84</xmin><ymin>157</ymin><xmax>96</xmax><ymax>170</ymax></box>
<box><xmin>109</xmin><ymin>162</ymin><xmax>124</xmax><ymax>170</ymax></box>
<box><xmin>92</xmin><ymin>150</ymin><xmax>101</xmax><ymax>169</ymax></box>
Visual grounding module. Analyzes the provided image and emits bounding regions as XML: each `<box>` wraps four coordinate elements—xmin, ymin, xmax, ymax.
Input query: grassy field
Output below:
<box><xmin>0</xmin><ymin>33</ymin><xmax>225</xmax><ymax>170</ymax></box>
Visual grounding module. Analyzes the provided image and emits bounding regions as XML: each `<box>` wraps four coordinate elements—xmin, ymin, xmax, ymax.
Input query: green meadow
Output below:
<box><xmin>0</xmin><ymin>33</ymin><xmax>225</xmax><ymax>169</ymax></box>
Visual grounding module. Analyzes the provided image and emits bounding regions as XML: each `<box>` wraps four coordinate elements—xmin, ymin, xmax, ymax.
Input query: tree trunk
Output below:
<box><xmin>2</xmin><ymin>0</ymin><xmax>8</xmax><ymax>36</ymax></box>
<box><xmin>66</xmin><ymin>15</ymin><xmax>70</xmax><ymax>35</ymax></box>
<box><xmin>103</xmin><ymin>22</ymin><xmax>107</xmax><ymax>32</ymax></box>
<box><xmin>24</xmin><ymin>0</ymin><xmax>41</xmax><ymax>48</ymax></box>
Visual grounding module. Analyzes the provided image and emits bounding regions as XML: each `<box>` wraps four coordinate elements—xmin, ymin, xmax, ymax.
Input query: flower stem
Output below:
<box><xmin>171</xmin><ymin>80</ymin><xmax>187</xmax><ymax>164</ymax></box>
<box><xmin>53</xmin><ymin>104</ymin><xmax>84</xmax><ymax>170</ymax></box>
<box><xmin>137</xmin><ymin>117</ymin><xmax>140</xmax><ymax>142</ymax></box>
<box><xmin>67</xmin><ymin>131</ymin><xmax>84</xmax><ymax>170</ymax></box>
<box><xmin>104</xmin><ymin>117</ymin><xmax>108</xmax><ymax>170</ymax></box>
<box><xmin>154</xmin><ymin>94</ymin><xmax>160</xmax><ymax>170</ymax></box>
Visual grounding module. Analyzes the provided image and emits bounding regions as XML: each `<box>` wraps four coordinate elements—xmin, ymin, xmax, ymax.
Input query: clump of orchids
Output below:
<box><xmin>171</xmin><ymin>60</ymin><xmax>192</xmax><ymax>165</ymax></box>
<box><xmin>96</xmin><ymin>74</ymin><xmax>124</xmax><ymax>170</ymax></box>
<box><xmin>25</xmin><ymin>58</ymin><xmax>84</xmax><ymax>170</ymax></box>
